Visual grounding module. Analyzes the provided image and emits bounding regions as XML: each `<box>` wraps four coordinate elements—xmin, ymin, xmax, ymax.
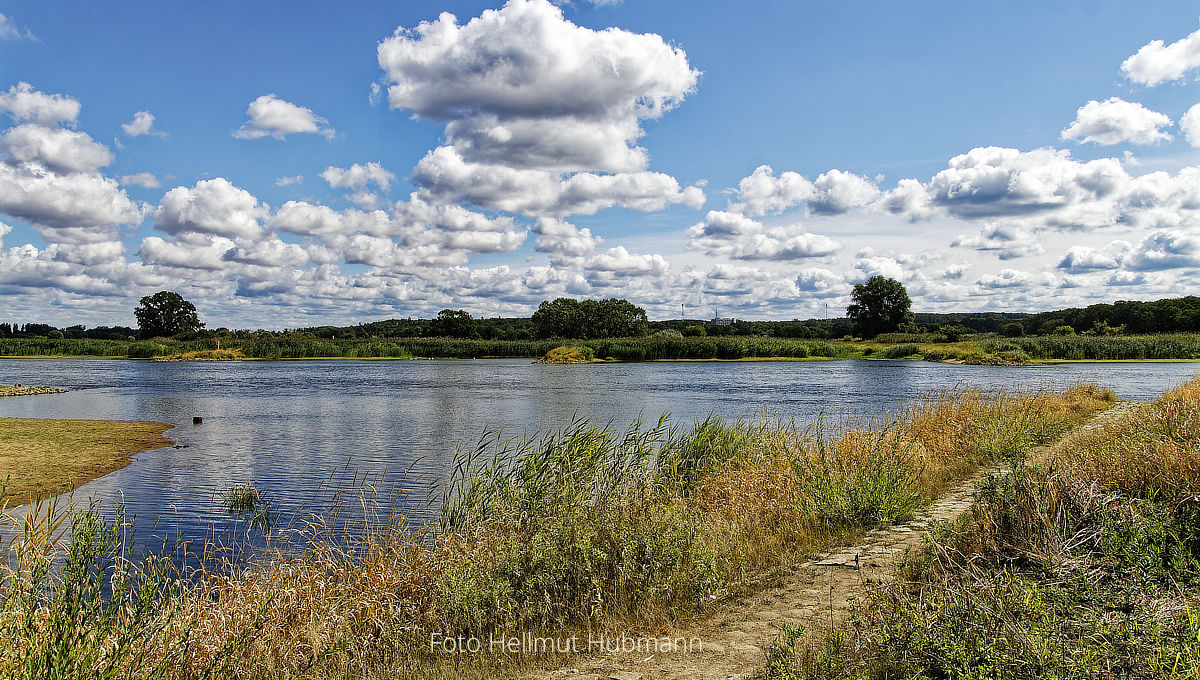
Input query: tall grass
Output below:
<box><xmin>986</xmin><ymin>333</ymin><xmax>1200</xmax><ymax>360</ymax></box>
<box><xmin>0</xmin><ymin>335</ymin><xmax>858</xmax><ymax>361</ymax></box>
<box><xmin>0</xmin><ymin>384</ymin><xmax>1113</xmax><ymax>678</ymax></box>
<box><xmin>769</xmin><ymin>379</ymin><xmax>1200</xmax><ymax>680</ymax></box>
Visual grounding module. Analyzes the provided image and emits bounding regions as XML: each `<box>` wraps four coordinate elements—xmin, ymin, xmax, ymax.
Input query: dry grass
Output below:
<box><xmin>0</xmin><ymin>418</ymin><xmax>173</xmax><ymax>505</ymax></box>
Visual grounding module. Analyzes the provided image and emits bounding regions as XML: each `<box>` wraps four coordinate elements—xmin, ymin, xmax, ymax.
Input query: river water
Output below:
<box><xmin>0</xmin><ymin>357</ymin><xmax>1195</xmax><ymax>547</ymax></box>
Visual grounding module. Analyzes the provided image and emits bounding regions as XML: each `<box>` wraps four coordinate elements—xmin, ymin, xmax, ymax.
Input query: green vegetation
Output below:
<box><xmin>763</xmin><ymin>379</ymin><xmax>1200</xmax><ymax>680</ymax></box>
<box><xmin>0</xmin><ymin>382</ymin><xmax>1113</xmax><ymax>678</ymax></box>
<box><xmin>134</xmin><ymin>291</ymin><xmax>204</xmax><ymax>339</ymax></box>
<box><xmin>531</xmin><ymin>297</ymin><xmax>649</xmax><ymax>339</ymax></box>
<box><xmin>219</xmin><ymin>484</ymin><xmax>262</xmax><ymax>515</ymax></box>
<box><xmin>536</xmin><ymin>345</ymin><xmax>597</xmax><ymax>363</ymax></box>
<box><xmin>985</xmin><ymin>333</ymin><xmax>1200</xmax><ymax>360</ymax></box>
<box><xmin>846</xmin><ymin>276</ymin><xmax>914</xmax><ymax>338</ymax></box>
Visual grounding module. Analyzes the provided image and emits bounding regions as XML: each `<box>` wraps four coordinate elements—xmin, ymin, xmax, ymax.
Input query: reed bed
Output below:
<box><xmin>768</xmin><ymin>378</ymin><xmax>1200</xmax><ymax>679</ymax></box>
<box><xmin>0</xmin><ymin>384</ymin><xmax>1112</xmax><ymax>678</ymax></box>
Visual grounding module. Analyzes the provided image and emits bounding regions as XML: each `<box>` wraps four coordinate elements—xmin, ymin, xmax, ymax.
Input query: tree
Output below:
<box><xmin>134</xmin><ymin>291</ymin><xmax>204</xmax><ymax>339</ymax></box>
<box><xmin>531</xmin><ymin>298</ymin><xmax>649</xmax><ymax>339</ymax></box>
<box><xmin>846</xmin><ymin>276</ymin><xmax>913</xmax><ymax>338</ymax></box>
<box><xmin>427</xmin><ymin>309</ymin><xmax>477</xmax><ymax>338</ymax></box>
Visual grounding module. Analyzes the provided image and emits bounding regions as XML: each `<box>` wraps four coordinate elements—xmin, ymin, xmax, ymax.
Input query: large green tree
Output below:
<box><xmin>134</xmin><ymin>291</ymin><xmax>204</xmax><ymax>339</ymax></box>
<box><xmin>531</xmin><ymin>298</ymin><xmax>648</xmax><ymax>339</ymax></box>
<box><xmin>846</xmin><ymin>276</ymin><xmax>913</xmax><ymax>338</ymax></box>
<box><xmin>426</xmin><ymin>309</ymin><xmax>477</xmax><ymax>338</ymax></box>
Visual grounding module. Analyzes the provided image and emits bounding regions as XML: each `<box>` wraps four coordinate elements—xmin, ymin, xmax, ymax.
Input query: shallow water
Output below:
<box><xmin>0</xmin><ymin>357</ymin><xmax>1195</xmax><ymax>547</ymax></box>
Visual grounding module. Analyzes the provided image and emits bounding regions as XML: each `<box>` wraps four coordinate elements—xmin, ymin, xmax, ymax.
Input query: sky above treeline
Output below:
<box><xmin>3</xmin><ymin>1</ymin><xmax>1200</xmax><ymax>328</ymax></box>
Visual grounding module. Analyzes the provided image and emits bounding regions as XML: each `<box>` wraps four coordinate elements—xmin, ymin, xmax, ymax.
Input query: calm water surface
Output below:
<box><xmin>0</xmin><ymin>358</ymin><xmax>1195</xmax><ymax>546</ymax></box>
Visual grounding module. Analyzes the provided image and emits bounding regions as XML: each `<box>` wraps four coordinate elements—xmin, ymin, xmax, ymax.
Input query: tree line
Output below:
<box><xmin>6</xmin><ymin>287</ymin><xmax>1200</xmax><ymax>343</ymax></box>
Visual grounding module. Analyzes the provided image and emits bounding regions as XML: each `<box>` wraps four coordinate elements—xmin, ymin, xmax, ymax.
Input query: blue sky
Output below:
<box><xmin>3</xmin><ymin>1</ymin><xmax>1200</xmax><ymax>328</ymax></box>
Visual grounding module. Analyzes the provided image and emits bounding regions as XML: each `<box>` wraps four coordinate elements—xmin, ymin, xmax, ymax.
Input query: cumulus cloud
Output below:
<box><xmin>414</xmin><ymin>145</ymin><xmax>703</xmax><ymax>216</ymax></box>
<box><xmin>0</xmin><ymin>124</ymin><xmax>113</xmax><ymax>173</ymax></box>
<box><xmin>139</xmin><ymin>234</ymin><xmax>236</xmax><ymax>271</ymax></box>
<box><xmin>121</xmin><ymin>111</ymin><xmax>163</xmax><ymax>137</ymax></box>
<box><xmin>274</xmin><ymin>175</ymin><xmax>303</xmax><ymax>187</ymax></box>
<box><xmin>1125</xmin><ymin>228</ymin><xmax>1200</xmax><ymax>271</ymax></box>
<box><xmin>730</xmin><ymin>165</ymin><xmax>814</xmax><ymax>216</ymax></box>
<box><xmin>584</xmin><ymin>246</ymin><xmax>669</xmax><ymax>276</ymax></box>
<box><xmin>687</xmin><ymin>209</ymin><xmax>840</xmax><ymax>261</ymax></box>
<box><xmin>1181</xmin><ymin>104</ymin><xmax>1200</xmax><ymax>148</ymax></box>
<box><xmin>0</xmin><ymin>162</ymin><xmax>145</xmax><ymax>237</ymax></box>
<box><xmin>120</xmin><ymin>172</ymin><xmax>160</xmax><ymax>188</ymax></box>
<box><xmin>1057</xmin><ymin>241</ymin><xmax>1132</xmax><ymax>272</ymax></box>
<box><xmin>154</xmin><ymin>178</ymin><xmax>270</xmax><ymax>239</ymax></box>
<box><xmin>379</xmin><ymin>0</ymin><xmax>697</xmax><ymax>173</ymax></box>
<box><xmin>976</xmin><ymin>268</ymin><xmax>1053</xmax><ymax>290</ymax></box>
<box><xmin>379</xmin><ymin>0</ymin><xmax>703</xmax><ymax>217</ymax></box>
<box><xmin>0</xmin><ymin>83</ymin><xmax>80</xmax><ymax>126</ymax></box>
<box><xmin>950</xmin><ymin>224</ymin><xmax>1044</xmax><ymax>260</ymax></box>
<box><xmin>809</xmin><ymin>169</ymin><xmax>880</xmax><ymax>216</ymax></box>
<box><xmin>794</xmin><ymin>267</ymin><xmax>844</xmax><ymax>294</ymax></box>
<box><xmin>233</xmin><ymin>94</ymin><xmax>334</xmax><ymax>140</ymax></box>
<box><xmin>320</xmin><ymin>162</ymin><xmax>395</xmax><ymax>190</ymax></box>
<box><xmin>1121</xmin><ymin>27</ymin><xmax>1200</xmax><ymax>87</ymax></box>
<box><xmin>878</xmin><ymin>146</ymin><xmax>1138</xmax><ymax>230</ymax></box>
<box><xmin>532</xmin><ymin>217</ymin><xmax>602</xmax><ymax>258</ymax></box>
<box><xmin>1060</xmin><ymin>97</ymin><xmax>1172</xmax><ymax>145</ymax></box>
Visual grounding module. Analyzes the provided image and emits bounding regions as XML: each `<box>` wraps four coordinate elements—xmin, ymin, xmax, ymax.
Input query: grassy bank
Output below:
<box><xmin>0</xmin><ymin>382</ymin><xmax>1114</xmax><ymax>678</ymax></box>
<box><xmin>766</xmin><ymin>378</ymin><xmax>1200</xmax><ymax>679</ymax></box>
<box><xmin>0</xmin><ymin>418</ymin><xmax>173</xmax><ymax>505</ymax></box>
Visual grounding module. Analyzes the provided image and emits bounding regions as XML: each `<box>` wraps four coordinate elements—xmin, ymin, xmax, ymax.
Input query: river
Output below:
<box><xmin>0</xmin><ymin>358</ymin><xmax>1195</xmax><ymax>548</ymax></box>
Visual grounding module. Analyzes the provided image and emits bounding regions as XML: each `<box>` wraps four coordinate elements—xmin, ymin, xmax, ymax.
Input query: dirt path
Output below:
<box><xmin>518</xmin><ymin>401</ymin><xmax>1148</xmax><ymax>680</ymax></box>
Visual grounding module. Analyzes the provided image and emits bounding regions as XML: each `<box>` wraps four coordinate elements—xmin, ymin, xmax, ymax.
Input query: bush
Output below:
<box><xmin>1000</xmin><ymin>322</ymin><xmax>1025</xmax><ymax>337</ymax></box>
<box><xmin>880</xmin><ymin>344</ymin><xmax>920</xmax><ymax>359</ymax></box>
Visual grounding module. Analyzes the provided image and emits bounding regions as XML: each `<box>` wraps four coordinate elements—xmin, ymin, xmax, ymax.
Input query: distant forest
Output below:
<box><xmin>3</xmin><ymin>295</ymin><xmax>1200</xmax><ymax>341</ymax></box>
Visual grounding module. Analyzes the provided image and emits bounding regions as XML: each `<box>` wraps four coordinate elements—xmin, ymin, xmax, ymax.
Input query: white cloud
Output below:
<box><xmin>584</xmin><ymin>246</ymin><xmax>669</xmax><ymax>276</ymax></box>
<box><xmin>378</xmin><ymin>0</ymin><xmax>697</xmax><ymax>174</ymax></box>
<box><xmin>1057</xmin><ymin>241</ymin><xmax>1132</xmax><ymax>272</ymax></box>
<box><xmin>232</xmin><ymin>94</ymin><xmax>334</xmax><ymax>140</ymax></box>
<box><xmin>0</xmin><ymin>83</ymin><xmax>80</xmax><ymax>126</ymax></box>
<box><xmin>794</xmin><ymin>267</ymin><xmax>844</xmax><ymax>294</ymax></box>
<box><xmin>0</xmin><ymin>221</ymin><xmax>10</xmax><ymax>247</ymax></box>
<box><xmin>687</xmin><ymin>209</ymin><xmax>840</xmax><ymax>261</ymax></box>
<box><xmin>1121</xmin><ymin>27</ymin><xmax>1200</xmax><ymax>87</ymax></box>
<box><xmin>1060</xmin><ymin>97</ymin><xmax>1172</xmax><ymax>145</ymax></box>
<box><xmin>121</xmin><ymin>111</ymin><xmax>162</xmax><ymax>137</ymax></box>
<box><xmin>532</xmin><ymin>217</ymin><xmax>602</xmax><ymax>258</ymax></box>
<box><xmin>731</xmin><ymin>165</ymin><xmax>814</xmax><ymax>216</ymax></box>
<box><xmin>0</xmin><ymin>13</ymin><xmax>35</xmax><ymax>41</ymax></box>
<box><xmin>154</xmin><ymin>178</ymin><xmax>270</xmax><ymax>239</ymax></box>
<box><xmin>320</xmin><ymin>162</ymin><xmax>395</xmax><ymax>190</ymax></box>
<box><xmin>0</xmin><ymin>162</ymin><xmax>145</xmax><ymax>236</ymax></box>
<box><xmin>139</xmin><ymin>234</ymin><xmax>236</xmax><ymax>271</ymax></box>
<box><xmin>413</xmin><ymin>145</ymin><xmax>703</xmax><ymax>217</ymax></box>
<box><xmin>0</xmin><ymin>124</ymin><xmax>113</xmax><ymax>173</ymax></box>
<box><xmin>274</xmin><ymin>175</ymin><xmax>303</xmax><ymax>187</ymax></box>
<box><xmin>976</xmin><ymin>268</ymin><xmax>1053</xmax><ymax>290</ymax></box>
<box><xmin>224</xmin><ymin>238</ymin><xmax>310</xmax><ymax>268</ymax></box>
<box><xmin>378</xmin><ymin>0</ymin><xmax>702</xmax><ymax>219</ymax></box>
<box><xmin>120</xmin><ymin>172</ymin><xmax>161</xmax><ymax>188</ymax></box>
<box><xmin>1125</xmin><ymin>228</ymin><xmax>1200</xmax><ymax>271</ymax></box>
<box><xmin>950</xmin><ymin>224</ymin><xmax>1044</xmax><ymax>260</ymax></box>
<box><xmin>1181</xmin><ymin>103</ymin><xmax>1200</xmax><ymax>148</ymax></box>
<box><xmin>809</xmin><ymin>169</ymin><xmax>879</xmax><ymax>216</ymax></box>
